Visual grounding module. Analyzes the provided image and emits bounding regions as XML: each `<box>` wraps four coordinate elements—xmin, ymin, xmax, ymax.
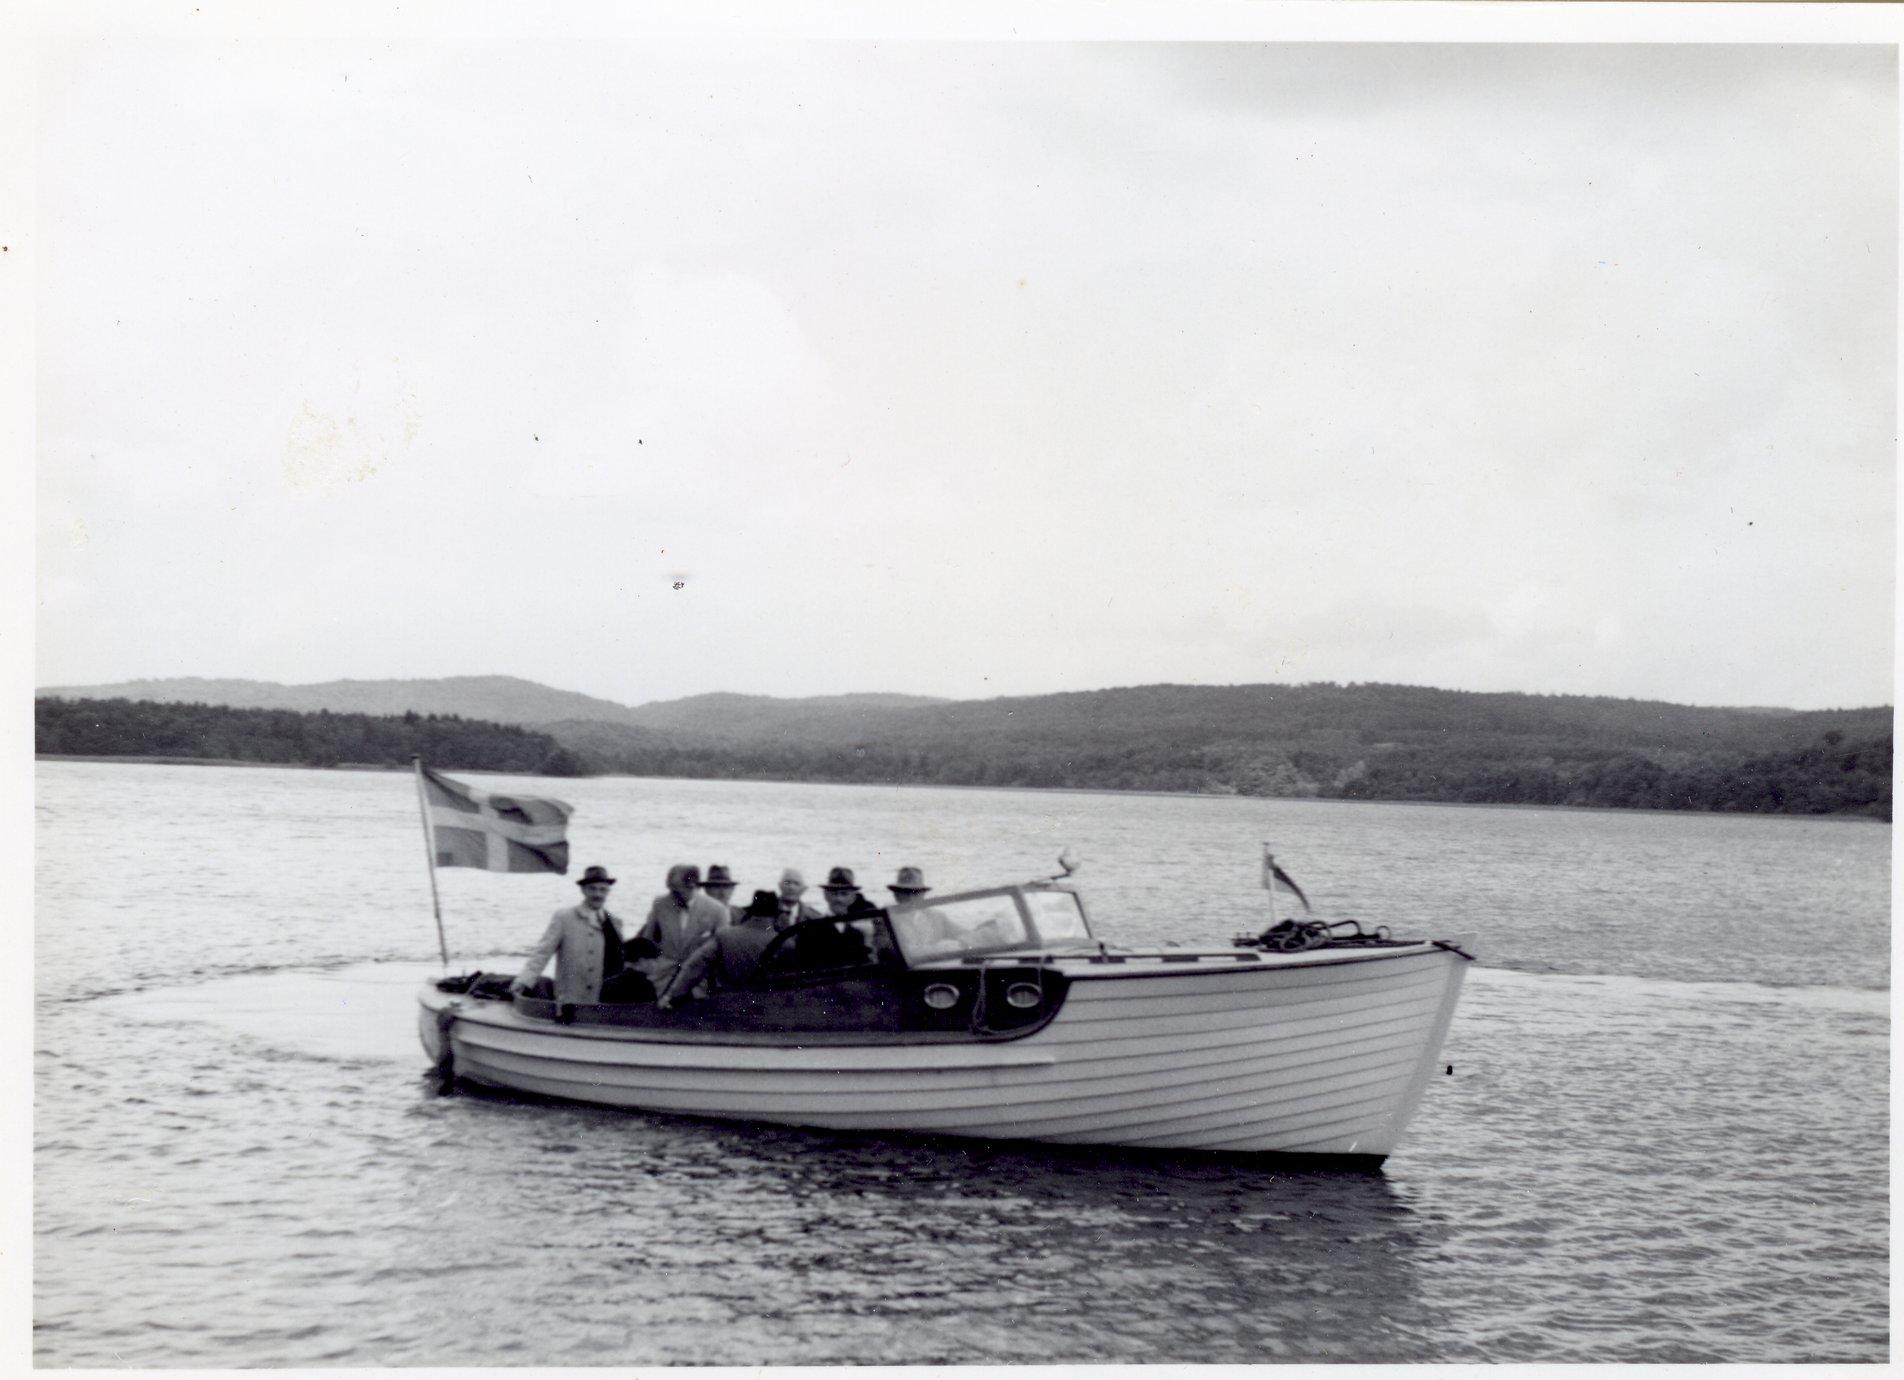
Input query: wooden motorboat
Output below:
<box><xmin>417</xmin><ymin>875</ymin><xmax>1472</xmax><ymax>1167</ymax></box>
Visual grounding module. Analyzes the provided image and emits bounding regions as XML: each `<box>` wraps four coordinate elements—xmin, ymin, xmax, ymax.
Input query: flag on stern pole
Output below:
<box><xmin>1261</xmin><ymin>845</ymin><xmax>1311</xmax><ymax>912</ymax></box>
<box><xmin>417</xmin><ymin>763</ymin><xmax>573</xmax><ymax>874</ymax></box>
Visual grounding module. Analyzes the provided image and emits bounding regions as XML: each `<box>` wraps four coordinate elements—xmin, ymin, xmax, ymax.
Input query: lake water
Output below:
<box><xmin>34</xmin><ymin>761</ymin><xmax>1890</xmax><ymax>1364</ymax></box>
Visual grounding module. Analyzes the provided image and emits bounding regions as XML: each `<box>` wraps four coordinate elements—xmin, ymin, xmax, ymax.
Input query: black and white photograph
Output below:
<box><xmin>18</xmin><ymin>3</ymin><xmax>1895</xmax><ymax>1368</ymax></box>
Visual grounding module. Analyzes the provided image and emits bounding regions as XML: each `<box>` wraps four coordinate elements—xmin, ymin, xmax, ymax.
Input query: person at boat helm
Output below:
<box><xmin>656</xmin><ymin>888</ymin><xmax>781</xmax><ymax>1008</ymax></box>
<box><xmin>888</xmin><ymin>865</ymin><xmax>932</xmax><ymax>905</ymax></box>
<box><xmin>509</xmin><ymin>865</ymin><xmax>655</xmax><ymax>1005</ymax></box>
<box><xmin>886</xmin><ymin>865</ymin><xmax>961</xmax><ymax>956</ymax></box>
<box><xmin>632</xmin><ymin>863</ymin><xmax>732</xmax><ymax>1002</ymax></box>
<box><xmin>702</xmin><ymin>864</ymin><xmax>742</xmax><ymax>919</ymax></box>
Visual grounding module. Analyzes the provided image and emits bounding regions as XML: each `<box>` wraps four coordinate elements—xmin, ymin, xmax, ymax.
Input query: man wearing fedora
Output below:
<box><xmin>810</xmin><ymin>866</ymin><xmax>878</xmax><ymax>963</ymax></box>
<box><xmin>702</xmin><ymin>864</ymin><xmax>742</xmax><ymax>920</ymax></box>
<box><xmin>886</xmin><ymin>865</ymin><xmax>960</xmax><ymax>956</ymax></box>
<box><xmin>821</xmin><ymin>866</ymin><xmax>881</xmax><ymax>918</ymax></box>
<box><xmin>888</xmin><ymin>865</ymin><xmax>934</xmax><ymax>905</ymax></box>
<box><xmin>511</xmin><ymin>865</ymin><xmax>652</xmax><ymax>1005</ymax></box>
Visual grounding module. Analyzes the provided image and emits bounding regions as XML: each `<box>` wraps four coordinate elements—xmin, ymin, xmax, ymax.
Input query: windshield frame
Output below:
<box><xmin>885</xmin><ymin>882</ymin><xmax>1094</xmax><ymax>965</ymax></box>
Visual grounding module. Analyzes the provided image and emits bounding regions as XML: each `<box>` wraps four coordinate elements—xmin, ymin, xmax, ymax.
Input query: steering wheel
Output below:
<box><xmin>757</xmin><ymin>916</ymin><xmax>881</xmax><ymax>974</ymax></box>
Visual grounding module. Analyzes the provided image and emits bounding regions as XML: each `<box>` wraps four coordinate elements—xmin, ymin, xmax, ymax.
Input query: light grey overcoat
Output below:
<box><xmin>514</xmin><ymin>903</ymin><xmax>625</xmax><ymax>1005</ymax></box>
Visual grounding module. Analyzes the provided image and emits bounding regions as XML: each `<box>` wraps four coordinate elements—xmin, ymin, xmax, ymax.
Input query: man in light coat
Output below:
<box><xmin>633</xmin><ymin>863</ymin><xmax>732</xmax><ymax>1000</ymax></box>
<box><xmin>657</xmin><ymin>888</ymin><xmax>782</xmax><ymax>1008</ymax></box>
<box><xmin>885</xmin><ymin>865</ymin><xmax>963</xmax><ymax>957</ymax></box>
<box><xmin>510</xmin><ymin>865</ymin><xmax>635</xmax><ymax>1005</ymax></box>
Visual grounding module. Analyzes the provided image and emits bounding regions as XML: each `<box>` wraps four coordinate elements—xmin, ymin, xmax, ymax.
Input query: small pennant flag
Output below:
<box><xmin>1261</xmin><ymin>846</ymin><xmax>1311</xmax><ymax>912</ymax></box>
<box><xmin>419</xmin><ymin>764</ymin><xmax>572</xmax><ymax>874</ymax></box>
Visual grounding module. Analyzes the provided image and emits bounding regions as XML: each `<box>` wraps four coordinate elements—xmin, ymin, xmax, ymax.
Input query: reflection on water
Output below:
<box><xmin>386</xmin><ymin>1093</ymin><xmax>1433</xmax><ymax>1365</ymax></box>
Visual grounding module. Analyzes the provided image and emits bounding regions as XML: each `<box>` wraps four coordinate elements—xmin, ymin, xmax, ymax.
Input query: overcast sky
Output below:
<box><xmin>32</xmin><ymin>22</ymin><xmax>1897</xmax><ymax>710</ymax></box>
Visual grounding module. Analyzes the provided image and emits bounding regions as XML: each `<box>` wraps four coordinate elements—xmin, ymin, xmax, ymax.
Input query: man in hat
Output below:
<box><xmin>764</xmin><ymin>866</ymin><xmax>867</xmax><ymax>969</ymax></box>
<box><xmin>810</xmin><ymin>865</ymin><xmax>878</xmax><ymax>963</ymax></box>
<box><xmin>632</xmin><ymin>863</ymin><xmax>732</xmax><ymax>1001</ymax></box>
<box><xmin>888</xmin><ymin>865</ymin><xmax>933</xmax><ymax>904</ymax></box>
<box><xmin>510</xmin><ymin>865</ymin><xmax>653</xmax><ymax>1005</ymax></box>
<box><xmin>885</xmin><ymin>865</ymin><xmax>961</xmax><ymax>957</ymax></box>
<box><xmin>822</xmin><ymin>866</ymin><xmax>880</xmax><ymax>918</ymax></box>
<box><xmin>702</xmin><ymin>864</ymin><xmax>742</xmax><ymax>920</ymax></box>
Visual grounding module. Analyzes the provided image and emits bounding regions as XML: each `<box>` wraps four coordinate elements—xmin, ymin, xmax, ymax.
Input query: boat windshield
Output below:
<box><xmin>888</xmin><ymin>886</ymin><xmax>1092</xmax><ymax>964</ymax></box>
<box><xmin>1023</xmin><ymin>889</ymin><xmax>1090</xmax><ymax>944</ymax></box>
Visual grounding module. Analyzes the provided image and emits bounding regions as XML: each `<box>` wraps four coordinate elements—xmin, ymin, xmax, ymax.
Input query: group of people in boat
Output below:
<box><xmin>508</xmin><ymin>861</ymin><xmax>941</xmax><ymax>1009</ymax></box>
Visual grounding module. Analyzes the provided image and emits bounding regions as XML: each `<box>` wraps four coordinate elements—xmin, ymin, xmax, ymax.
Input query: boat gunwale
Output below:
<box><xmin>1049</xmin><ymin>943</ymin><xmax>1458</xmax><ymax>981</ymax></box>
<box><xmin>421</xmin><ymin>941</ymin><xmax>1466</xmax><ymax>1049</ymax></box>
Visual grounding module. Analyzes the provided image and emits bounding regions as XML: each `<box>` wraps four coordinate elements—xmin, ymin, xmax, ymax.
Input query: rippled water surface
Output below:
<box><xmin>35</xmin><ymin>762</ymin><xmax>1890</xmax><ymax>1364</ymax></box>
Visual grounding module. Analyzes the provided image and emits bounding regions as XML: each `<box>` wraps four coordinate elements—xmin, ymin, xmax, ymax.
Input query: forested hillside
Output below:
<box><xmin>35</xmin><ymin>698</ymin><xmax>587</xmax><ymax>776</ymax></box>
<box><xmin>37</xmin><ymin>676</ymin><xmax>948</xmax><ymax>729</ymax></box>
<box><xmin>34</xmin><ymin>675</ymin><xmax>645</xmax><ymax>726</ymax></box>
<box><xmin>539</xmin><ymin>715</ymin><xmax>1891</xmax><ymax>818</ymax></box>
<box><xmin>36</xmin><ymin>680</ymin><xmax>1893</xmax><ymax>818</ymax></box>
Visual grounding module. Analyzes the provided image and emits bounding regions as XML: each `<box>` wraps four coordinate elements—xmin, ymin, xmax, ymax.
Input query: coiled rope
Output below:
<box><xmin>1237</xmin><ymin>917</ymin><xmax>1401</xmax><ymax>953</ymax></box>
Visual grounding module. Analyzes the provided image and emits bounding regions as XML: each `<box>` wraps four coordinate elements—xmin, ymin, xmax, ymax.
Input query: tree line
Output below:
<box><xmin>35</xmin><ymin>697</ymin><xmax>589</xmax><ymax>776</ymax></box>
<box><xmin>37</xmin><ymin>694</ymin><xmax>1889</xmax><ymax>819</ymax></box>
<box><xmin>1328</xmin><ymin>730</ymin><xmax>1891</xmax><ymax>817</ymax></box>
<box><xmin>552</xmin><ymin>726</ymin><xmax>1890</xmax><ymax>819</ymax></box>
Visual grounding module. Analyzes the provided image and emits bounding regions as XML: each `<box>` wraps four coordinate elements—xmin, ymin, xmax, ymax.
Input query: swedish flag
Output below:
<box><xmin>418</xmin><ymin>763</ymin><xmax>572</xmax><ymax>874</ymax></box>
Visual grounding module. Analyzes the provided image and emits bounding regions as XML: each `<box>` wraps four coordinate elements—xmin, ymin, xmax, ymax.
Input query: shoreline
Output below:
<box><xmin>34</xmin><ymin>754</ymin><xmax>1887</xmax><ymax>822</ymax></box>
<box><xmin>35</xmin><ymin>754</ymin><xmax>400</xmax><ymax>771</ymax></box>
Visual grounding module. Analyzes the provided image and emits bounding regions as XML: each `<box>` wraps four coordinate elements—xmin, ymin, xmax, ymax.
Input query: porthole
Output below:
<box><xmin>923</xmin><ymin>983</ymin><xmax>962</xmax><ymax>1010</ymax></box>
<box><xmin>1005</xmin><ymin>983</ymin><xmax>1043</xmax><ymax>1010</ymax></box>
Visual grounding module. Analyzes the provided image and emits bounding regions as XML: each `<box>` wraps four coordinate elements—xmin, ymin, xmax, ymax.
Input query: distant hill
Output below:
<box><xmin>579</xmin><ymin>680</ymin><xmax>1888</xmax><ymax>758</ymax></box>
<box><xmin>530</xmin><ymin>680</ymin><xmax>1891</xmax><ymax>816</ymax></box>
<box><xmin>35</xmin><ymin>697</ymin><xmax>584</xmax><ymax>775</ymax></box>
<box><xmin>36</xmin><ymin>676</ymin><xmax>949</xmax><ymax>732</ymax></box>
<box><xmin>839</xmin><ymin>682</ymin><xmax>1890</xmax><ymax>757</ymax></box>
<box><xmin>37</xmin><ymin>675</ymin><xmax>648</xmax><ymax>726</ymax></box>
<box><xmin>619</xmin><ymin>691</ymin><xmax>951</xmax><ymax>740</ymax></box>
<box><xmin>34</xmin><ymin>674</ymin><xmax>1893</xmax><ymax>817</ymax></box>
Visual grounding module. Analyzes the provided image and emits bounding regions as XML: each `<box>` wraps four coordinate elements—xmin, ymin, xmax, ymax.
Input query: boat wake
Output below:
<box><xmin>93</xmin><ymin>959</ymin><xmax>514</xmax><ymax>1067</ymax></box>
<box><xmin>1468</xmin><ymin>964</ymin><xmax>1889</xmax><ymax>1017</ymax></box>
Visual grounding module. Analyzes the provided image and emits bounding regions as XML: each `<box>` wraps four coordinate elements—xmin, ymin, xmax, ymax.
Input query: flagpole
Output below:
<box><xmin>412</xmin><ymin>754</ymin><xmax>450</xmax><ymax>968</ymax></box>
<box><xmin>1264</xmin><ymin>843</ymin><xmax>1278</xmax><ymax>922</ymax></box>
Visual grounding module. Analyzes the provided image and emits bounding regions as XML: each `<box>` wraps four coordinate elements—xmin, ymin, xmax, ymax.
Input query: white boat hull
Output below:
<box><xmin>419</xmin><ymin>942</ymin><xmax>1469</xmax><ymax>1164</ymax></box>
